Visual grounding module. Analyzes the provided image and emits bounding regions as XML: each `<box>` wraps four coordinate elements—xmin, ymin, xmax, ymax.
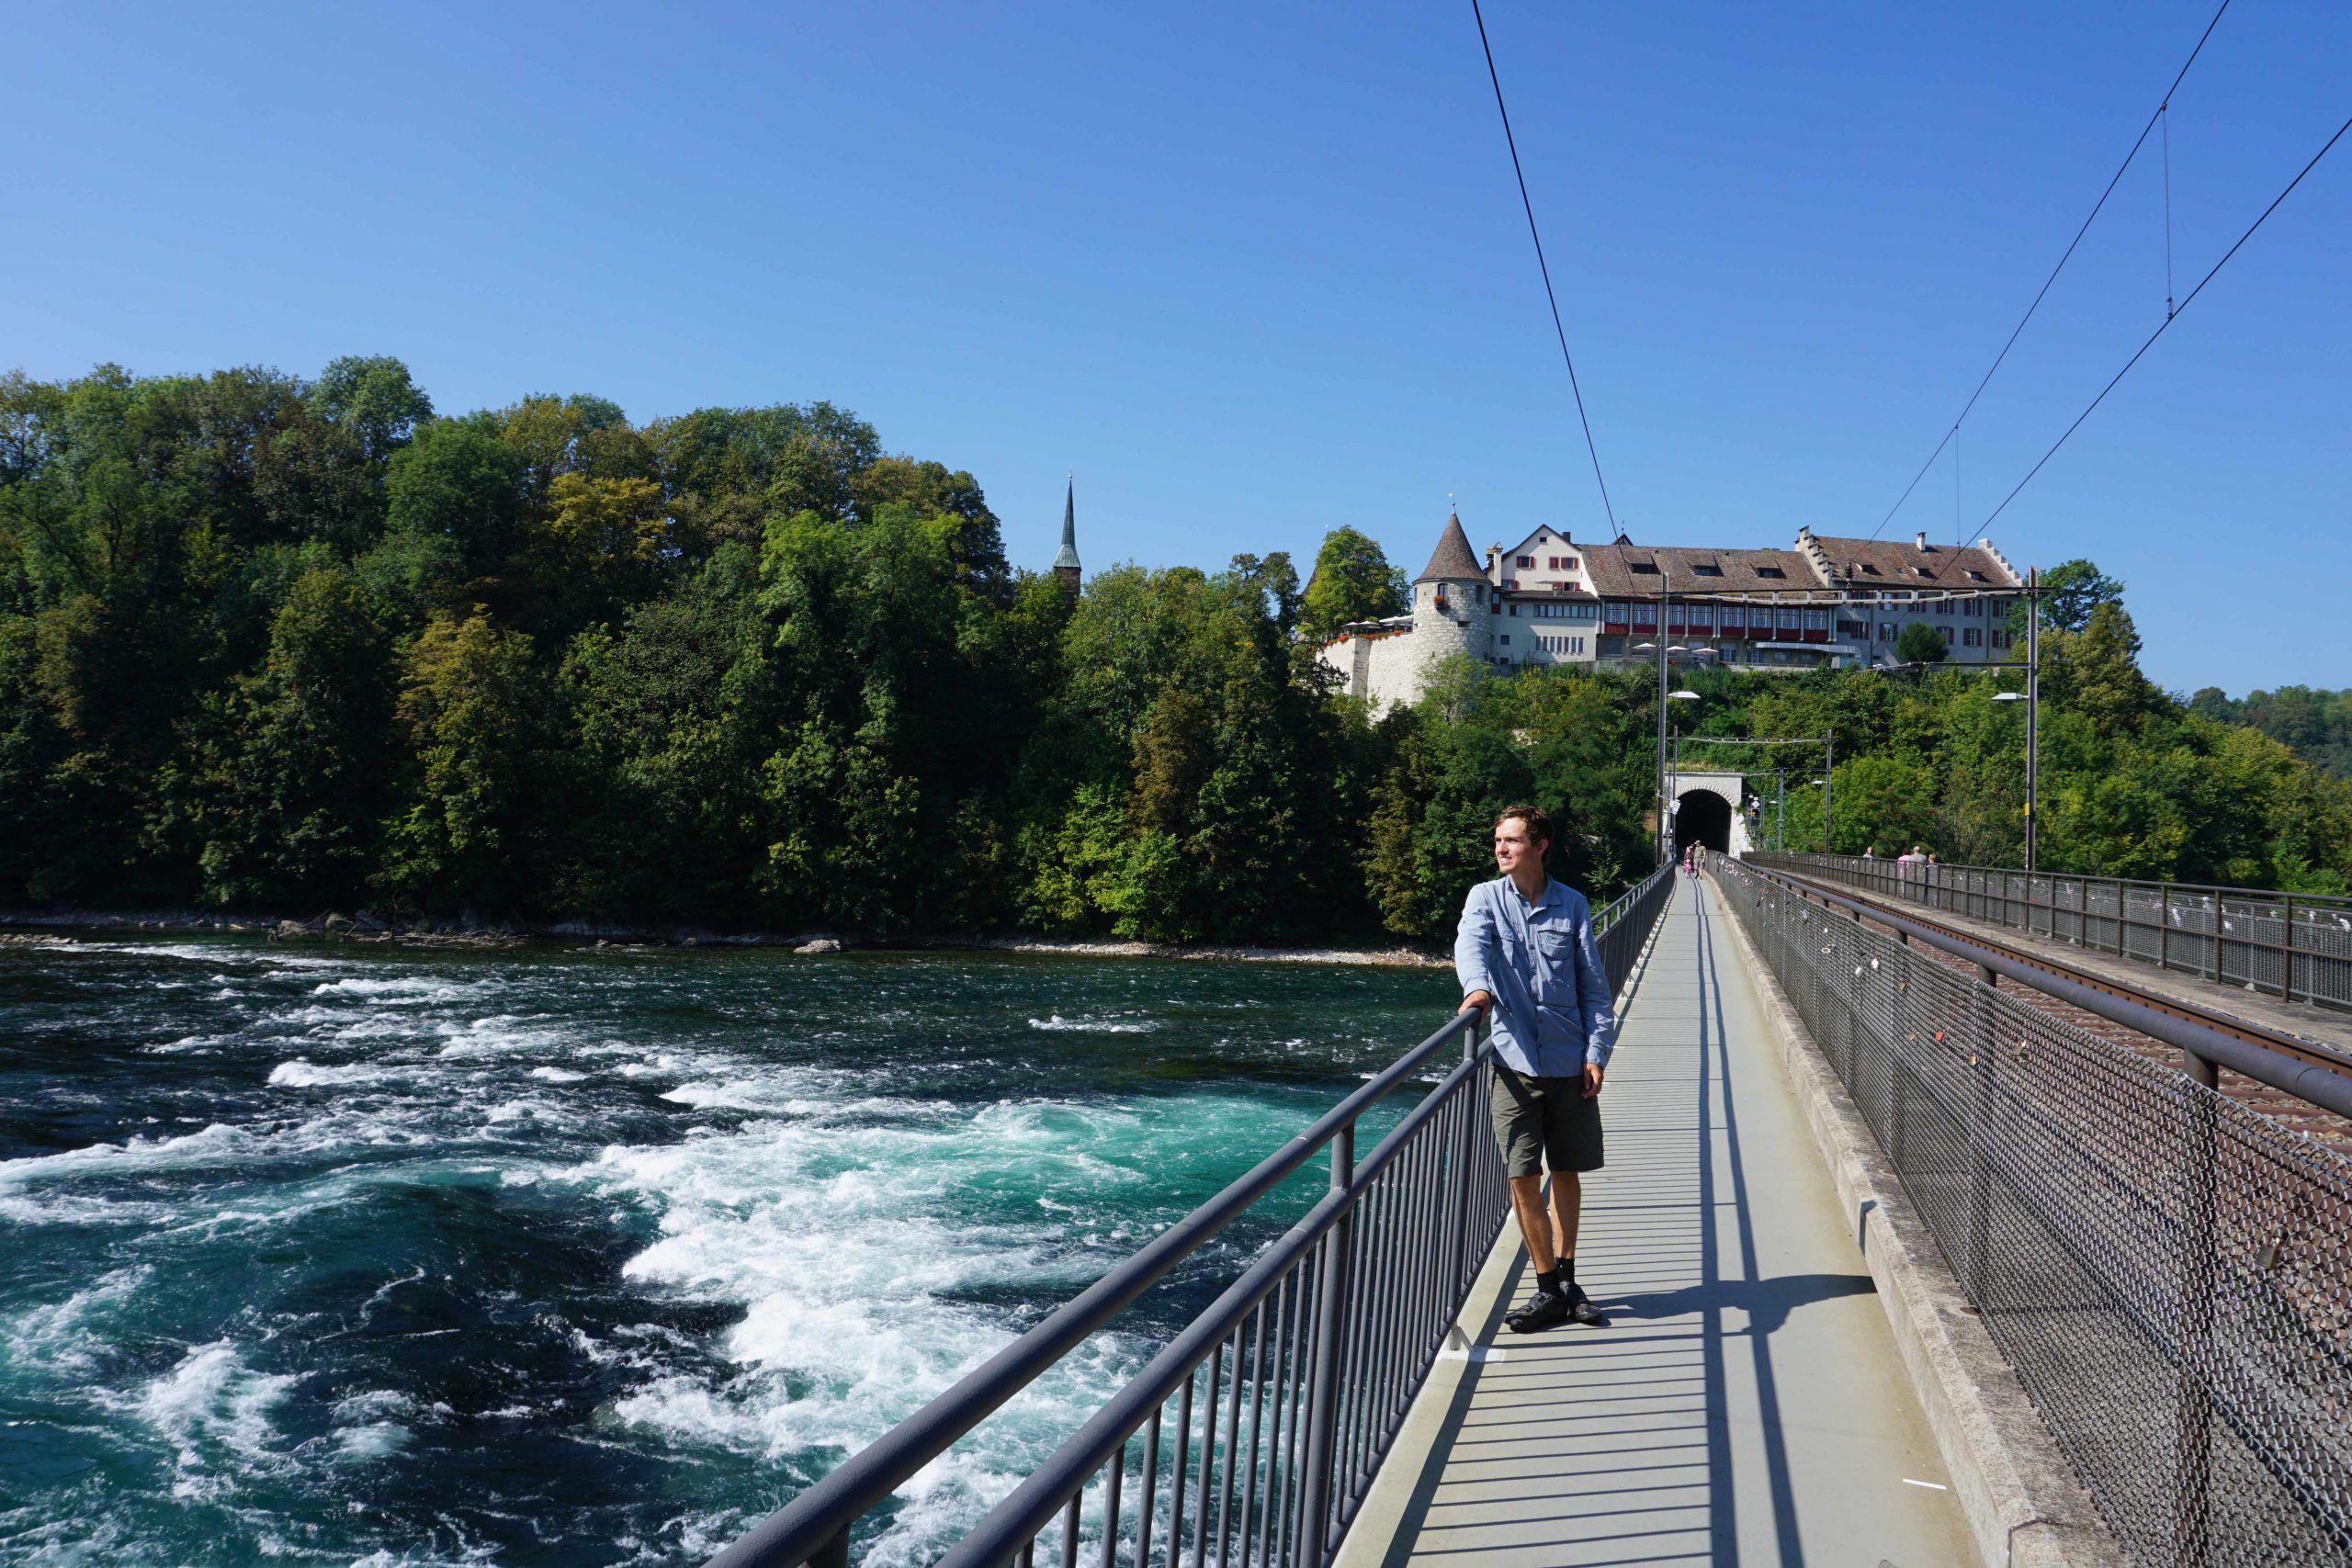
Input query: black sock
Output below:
<box><xmin>1559</xmin><ymin>1256</ymin><xmax>1577</xmax><ymax>1286</ymax></box>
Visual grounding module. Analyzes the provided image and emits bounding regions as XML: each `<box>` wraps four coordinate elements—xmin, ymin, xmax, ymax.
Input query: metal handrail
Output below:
<box><xmin>932</xmin><ymin>1043</ymin><xmax>1487</xmax><ymax>1568</ymax></box>
<box><xmin>1751</xmin><ymin>852</ymin><xmax>2352</xmax><ymax>1016</ymax></box>
<box><xmin>1738</xmin><ymin>859</ymin><xmax>2352</xmax><ymax>1118</ymax></box>
<box><xmin>705</xmin><ymin>865</ymin><xmax>1677</xmax><ymax>1568</ymax></box>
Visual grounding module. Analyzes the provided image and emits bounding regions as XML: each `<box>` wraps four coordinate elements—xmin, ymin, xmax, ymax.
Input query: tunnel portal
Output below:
<box><xmin>1674</xmin><ymin>787</ymin><xmax>1733</xmax><ymax>856</ymax></box>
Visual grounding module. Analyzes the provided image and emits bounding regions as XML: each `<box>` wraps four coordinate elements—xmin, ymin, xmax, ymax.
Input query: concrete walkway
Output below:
<box><xmin>1339</xmin><ymin>877</ymin><xmax>1973</xmax><ymax>1568</ymax></box>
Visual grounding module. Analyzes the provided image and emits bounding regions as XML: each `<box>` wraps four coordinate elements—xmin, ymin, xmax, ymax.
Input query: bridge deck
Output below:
<box><xmin>1339</xmin><ymin>877</ymin><xmax>1973</xmax><ymax>1568</ymax></box>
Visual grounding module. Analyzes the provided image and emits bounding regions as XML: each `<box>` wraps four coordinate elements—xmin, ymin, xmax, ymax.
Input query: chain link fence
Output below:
<box><xmin>1713</xmin><ymin>857</ymin><xmax>2352</xmax><ymax>1566</ymax></box>
<box><xmin>1750</xmin><ymin>852</ymin><xmax>2352</xmax><ymax>1015</ymax></box>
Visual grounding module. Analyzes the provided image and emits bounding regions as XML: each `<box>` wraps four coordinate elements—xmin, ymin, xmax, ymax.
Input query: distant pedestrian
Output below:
<box><xmin>1862</xmin><ymin>845</ymin><xmax>1876</xmax><ymax>861</ymax></box>
<box><xmin>1454</xmin><ymin>805</ymin><xmax>1615</xmax><ymax>1333</ymax></box>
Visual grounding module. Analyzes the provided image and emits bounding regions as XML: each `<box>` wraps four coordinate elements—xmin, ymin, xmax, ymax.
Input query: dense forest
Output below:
<box><xmin>2187</xmin><ymin>685</ymin><xmax>2352</xmax><ymax>780</ymax></box>
<box><xmin>3</xmin><ymin>361</ymin><xmax>2346</xmax><ymax>945</ymax></box>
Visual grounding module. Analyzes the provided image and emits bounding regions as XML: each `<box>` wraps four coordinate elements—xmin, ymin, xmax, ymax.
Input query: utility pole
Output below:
<box><xmin>1824</xmin><ymin>728</ymin><xmax>1835</xmax><ymax>853</ymax></box>
<box><xmin>1776</xmin><ymin>768</ymin><xmax>1785</xmax><ymax>852</ymax></box>
<box><xmin>2024</xmin><ymin>567</ymin><xmax>2039</xmax><ymax>879</ymax></box>
<box><xmin>1655</xmin><ymin>576</ymin><xmax>1670</xmax><ymax>865</ymax></box>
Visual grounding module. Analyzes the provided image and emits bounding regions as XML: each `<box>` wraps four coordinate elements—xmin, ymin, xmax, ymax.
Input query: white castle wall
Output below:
<box><xmin>1363</xmin><ymin>629</ymin><xmax>1428</xmax><ymax>708</ymax></box>
<box><xmin>1318</xmin><ymin>579</ymin><xmax>1501</xmax><ymax>711</ymax></box>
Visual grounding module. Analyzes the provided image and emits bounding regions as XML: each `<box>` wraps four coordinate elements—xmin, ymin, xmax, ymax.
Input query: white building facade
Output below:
<box><xmin>1317</xmin><ymin>514</ymin><xmax>2027</xmax><ymax>711</ymax></box>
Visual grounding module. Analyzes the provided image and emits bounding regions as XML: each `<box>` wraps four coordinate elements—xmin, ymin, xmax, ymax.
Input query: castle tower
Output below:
<box><xmin>1052</xmin><ymin>477</ymin><xmax>1082</xmax><ymax>592</ymax></box>
<box><xmin>1410</xmin><ymin>509</ymin><xmax>1493</xmax><ymax>668</ymax></box>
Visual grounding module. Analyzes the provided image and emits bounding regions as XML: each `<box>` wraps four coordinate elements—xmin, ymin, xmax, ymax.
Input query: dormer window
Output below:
<box><xmin>1913</xmin><ymin>567</ymin><xmax>1935</xmax><ymax>579</ymax></box>
<box><xmin>1630</xmin><ymin>561</ymin><xmax>1660</xmax><ymax>575</ymax></box>
<box><xmin>1692</xmin><ymin>562</ymin><xmax>1723</xmax><ymax>577</ymax></box>
<box><xmin>1754</xmin><ymin>566</ymin><xmax>1785</xmax><ymax>579</ymax></box>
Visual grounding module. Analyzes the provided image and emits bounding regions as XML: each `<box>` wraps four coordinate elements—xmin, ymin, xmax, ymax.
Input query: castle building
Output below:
<box><xmin>1317</xmin><ymin>513</ymin><xmax>2027</xmax><ymax>710</ymax></box>
<box><xmin>1053</xmin><ymin>477</ymin><xmax>1082</xmax><ymax>592</ymax></box>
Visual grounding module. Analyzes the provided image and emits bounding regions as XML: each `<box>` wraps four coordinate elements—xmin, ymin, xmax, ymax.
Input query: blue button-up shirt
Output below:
<box><xmin>1453</xmin><ymin>875</ymin><xmax>1618</xmax><ymax>1077</ymax></box>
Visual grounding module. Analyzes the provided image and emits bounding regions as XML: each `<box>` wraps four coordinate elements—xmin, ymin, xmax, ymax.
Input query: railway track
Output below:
<box><xmin>1757</xmin><ymin>860</ymin><xmax>2352</xmax><ymax>1156</ymax></box>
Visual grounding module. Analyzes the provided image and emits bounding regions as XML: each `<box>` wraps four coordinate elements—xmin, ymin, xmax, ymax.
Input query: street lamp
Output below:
<box><xmin>1659</xmin><ymin>689</ymin><xmax>1701</xmax><ymax>864</ymax></box>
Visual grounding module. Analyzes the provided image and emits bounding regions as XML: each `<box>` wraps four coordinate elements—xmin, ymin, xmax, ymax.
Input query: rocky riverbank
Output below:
<box><xmin>0</xmin><ymin>908</ymin><xmax>1442</xmax><ymax>966</ymax></box>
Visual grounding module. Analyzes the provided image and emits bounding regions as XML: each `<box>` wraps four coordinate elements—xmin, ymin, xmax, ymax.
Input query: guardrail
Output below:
<box><xmin>1712</xmin><ymin>855</ymin><xmax>2352</xmax><ymax>1567</ymax></box>
<box><xmin>707</xmin><ymin>865</ymin><xmax>1678</xmax><ymax>1568</ymax></box>
<box><xmin>1748</xmin><ymin>852</ymin><xmax>2352</xmax><ymax>1015</ymax></box>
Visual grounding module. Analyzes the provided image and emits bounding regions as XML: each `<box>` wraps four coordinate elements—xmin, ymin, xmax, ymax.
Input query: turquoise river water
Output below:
<box><xmin>0</xmin><ymin>935</ymin><xmax>1453</xmax><ymax>1567</ymax></box>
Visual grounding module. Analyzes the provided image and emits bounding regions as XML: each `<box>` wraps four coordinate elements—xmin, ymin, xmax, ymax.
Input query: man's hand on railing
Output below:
<box><xmin>1457</xmin><ymin>990</ymin><xmax>1494</xmax><ymax>1021</ymax></box>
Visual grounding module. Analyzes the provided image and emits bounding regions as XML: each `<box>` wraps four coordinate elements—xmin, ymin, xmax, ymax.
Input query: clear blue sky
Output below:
<box><xmin>9</xmin><ymin>1</ymin><xmax>2346</xmax><ymax>694</ymax></box>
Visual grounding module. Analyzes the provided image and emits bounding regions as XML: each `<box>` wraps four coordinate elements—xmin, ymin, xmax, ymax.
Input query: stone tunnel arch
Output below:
<box><xmin>1674</xmin><ymin>788</ymin><xmax>1733</xmax><ymax>856</ymax></box>
<box><xmin>1667</xmin><ymin>770</ymin><xmax>1748</xmax><ymax>856</ymax></box>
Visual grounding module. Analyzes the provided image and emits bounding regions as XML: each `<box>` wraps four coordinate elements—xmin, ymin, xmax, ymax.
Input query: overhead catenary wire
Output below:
<box><xmin>1973</xmin><ymin>106</ymin><xmax>2352</xmax><ymax>535</ymax></box>
<box><xmin>1867</xmin><ymin>0</ymin><xmax>2234</xmax><ymax>543</ymax></box>
<box><xmin>1469</xmin><ymin>0</ymin><xmax>1619</xmax><ymax>537</ymax></box>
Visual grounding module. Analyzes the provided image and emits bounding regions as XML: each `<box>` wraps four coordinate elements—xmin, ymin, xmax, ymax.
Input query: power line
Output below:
<box><xmin>1974</xmin><ymin>107</ymin><xmax>2352</xmax><ymax>534</ymax></box>
<box><xmin>1469</xmin><ymin>0</ymin><xmax>1620</xmax><ymax>536</ymax></box>
<box><xmin>1868</xmin><ymin>0</ymin><xmax>2234</xmax><ymax>542</ymax></box>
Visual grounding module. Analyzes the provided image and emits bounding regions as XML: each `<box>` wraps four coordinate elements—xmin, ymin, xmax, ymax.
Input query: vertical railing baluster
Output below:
<box><xmin>1296</xmin><ymin>1121</ymin><xmax>1354</xmax><ymax>1568</ymax></box>
<box><xmin>1167</xmin><ymin>1367</ymin><xmax>1195</xmax><ymax>1568</ymax></box>
<box><xmin>1215</xmin><ymin>1323</ymin><xmax>1243</xmax><ymax>1568</ymax></box>
<box><xmin>1191</xmin><ymin>1345</ymin><xmax>1219</xmax><ymax>1568</ymax></box>
<box><xmin>1100</xmin><ymin>1445</ymin><xmax>1125</xmax><ymax>1568</ymax></box>
<box><xmin>1273</xmin><ymin>1257</ymin><xmax>1313</xmax><ymax>1568</ymax></box>
<box><xmin>1136</xmin><ymin>1405</ymin><xmax>1161</xmax><ymax>1568</ymax></box>
<box><xmin>1060</xmin><ymin>1492</ymin><xmax>1083</xmax><ymax>1568</ymax></box>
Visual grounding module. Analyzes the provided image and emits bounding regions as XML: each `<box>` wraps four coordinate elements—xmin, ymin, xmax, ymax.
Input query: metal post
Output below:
<box><xmin>2280</xmin><ymin>897</ymin><xmax>2295</xmax><ymax>1002</ymax></box>
<box><xmin>2174</xmin><ymin>1047</ymin><xmax>2218</xmax><ymax>1563</ymax></box>
<box><xmin>1656</xmin><ymin>579</ymin><xmax>1670</xmax><ymax>865</ymax></box>
<box><xmin>1823</xmin><ymin>729</ymin><xmax>1835</xmax><ymax>853</ymax></box>
<box><xmin>2024</xmin><ymin>568</ymin><xmax>2039</xmax><ymax>930</ymax></box>
<box><xmin>812</xmin><ymin>1529</ymin><xmax>850</xmax><ymax>1568</ymax></box>
<box><xmin>1295</xmin><ymin>1121</ymin><xmax>1354</xmax><ymax>1565</ymax></box>
<box><xmin>1775</xmin><ymin>768</ymin><xmax>1784</xmax><ymax>853</ymax></box>
<box><xmin>1965</xmin><ymin>961</ymin><xmax>1998</xmax><ymax>1303</ymax></box>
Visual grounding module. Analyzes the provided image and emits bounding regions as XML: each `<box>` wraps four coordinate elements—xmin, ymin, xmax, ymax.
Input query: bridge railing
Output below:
<box><xmin>1712</xmin><ymin>855</ymin><xmax>2352</xmax><ymax>1567</ymax></box>
<box><xmin>1747</xmin><ymin>852</ymin><xmax>2352</xmax><ymax>1015</ymax></box>
<box><xmin>707</xmin><ymin>865</ymin><xmax>1677</xmax><ymax>1568</ymax></box>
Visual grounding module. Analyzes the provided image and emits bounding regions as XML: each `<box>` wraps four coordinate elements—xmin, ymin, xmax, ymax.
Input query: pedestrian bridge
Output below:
<box><xmin>706</xmin><ymin>863</ymin><xmax>2352</xmax><ymax>1568</ymax></box>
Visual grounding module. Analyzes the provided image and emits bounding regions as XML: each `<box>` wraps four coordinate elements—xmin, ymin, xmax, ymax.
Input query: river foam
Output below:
<box><xmin>0</xmin><ymin>929</ymin><xmax>1449</xmax><ymax>1564</ymax></box>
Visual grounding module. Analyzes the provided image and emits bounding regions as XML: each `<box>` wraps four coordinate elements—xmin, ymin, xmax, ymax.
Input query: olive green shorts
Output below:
<box><xmin>1488</xmin><ymin>1061</ymin><xmax>1604</xmax><ymax>1179</ymax></box>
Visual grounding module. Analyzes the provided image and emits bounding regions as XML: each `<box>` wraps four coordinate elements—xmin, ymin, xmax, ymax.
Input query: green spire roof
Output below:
<box><xmin>1052</xmin><ymin>477</ymin><xmax>1081</xmax><ymax>571</ymax></box>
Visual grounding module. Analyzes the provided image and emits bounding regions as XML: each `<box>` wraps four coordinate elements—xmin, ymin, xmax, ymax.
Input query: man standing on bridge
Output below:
<box><xmin>1454</xmin><ymin>805</ymin><xmax>1615</xmax><ymax>1332</ymax></box>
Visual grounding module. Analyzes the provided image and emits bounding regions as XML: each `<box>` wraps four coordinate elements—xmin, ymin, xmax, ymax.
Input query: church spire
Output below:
<box><xmin>1053</xmin><ymin>475</ymin><xmax>1082</xmax><ymax>591</ymax></box>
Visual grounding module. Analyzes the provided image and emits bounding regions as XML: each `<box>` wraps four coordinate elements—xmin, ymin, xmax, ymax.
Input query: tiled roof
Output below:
<box><xmin>1804</xmin><ymin>533</ymin><xmax>2020</xmax><ymax>590</ymax></box>
<box><xmin>1413</xmin><ymin>512</ymin><xmax>1487</xmax><ymax>583</ymax></box>
<box><xmin>1578</xmin><ymin>543</ymin><xmax>1822</xmax><ymax>597</ymax></box>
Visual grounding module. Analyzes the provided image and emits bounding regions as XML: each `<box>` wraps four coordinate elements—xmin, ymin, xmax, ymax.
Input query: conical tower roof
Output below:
<box><xmin>1412</xmin><ymin>511</ymin><xmax>1485</xmax><ymax>583</ymax></box>
<box><xmin>1052</xmin><ymin>477</ymin><xmax>1081</xmax><ymax>571</ymax></box>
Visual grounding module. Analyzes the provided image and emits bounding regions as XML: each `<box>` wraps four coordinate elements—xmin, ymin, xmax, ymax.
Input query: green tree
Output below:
<box><xmin>2008</xmin><ymin>557</ymin><xmax>2124</xmax><ymax>641</ymax></box>
<box><xmin>376</xmin><ymin>416</ymin><xmax>529</xmax><ymax>604</ymax></box>
<box><xmin>1300</xmin><ymin>526</ymin><xmax>1407</xmax><ymax>640</ymax></box>
<box><xmin>1894</xmin><ymin>620</ymin><xmax>1948</xmax><ymax>665</ymax></box>
<box><xmin>376</xmin><ymin>609</ymin><xmax>552</xmax><ymax>911</ymax></box>
<box><xmin>169</xmin><ymin>568</ymin><xmax>395</xmax><ymax>906</ymax></box>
